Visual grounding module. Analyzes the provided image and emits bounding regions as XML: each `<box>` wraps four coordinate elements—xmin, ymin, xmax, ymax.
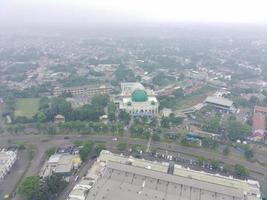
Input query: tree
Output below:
<box><xmin>46</xmin><ymin>147</ymin><xmax>56</xmax><ymax>157</ymax></box>
<box><xmin>39</xmin><ymin>97</ymin><xmax>49</xmax><ymax>110</ymax></box>
<box><xmin>114</xmin><ymin>66</ymin><xmax>136</xmax><ymax>82</ymax></box>
<box><xmin>149</xmin><ymin>118</ymin><xmax>158</xmax><ymax>127</ymax></box>
<box><xmin>211</xmin><ymin>159</ymin><xmax>220</xmax><ymax>170</ymax></box>
<box><xmin>107</xmin><ymin>102</ymin><xmax>117</xmax><ymax>121</ymax></box>
<box><xmin>118</xmin><ymin>111</ymin><xmax>131</xmax><ymax>125</ymax></box>
<box><xmin>249</xmin><ymin>96</ymin><xmax>259</xmax><ymax>107</ymax></box>
<box><xmin>168</xmin><ymin>113</ymin><xmax>183</xmax><ymax>126</ymax></box>
<box><xmin>152</xmin><ymin>133</ymin><xmax>160</xmax><ymax>141</ymax></box>
<box><xmin>50</xmin><ymin>97</ymin><xmax>72</xmax><ymax>117</ymax></box>
<box><xmin>173</xmin><ymin>88</ymin><xmax>184</xmax><ymax>98</ymax></box>
<box><xmin>18</xmin><ymin>176</ymin><xmax>40</xmax><ymax>200</ymax></box>
<box><xmin>74</xmin><ymin>104</ymin><xmax>104</xmax><ymax>121</ymax></box>
<box><xmin>95</xmin><ymin>143</ymin><xmax>106</xmax><ymax>155</ymax></box>
<box><xmin>197</xmin><ymin>156</ymin><xmax>208</xmax><ymax>166</ymax></box>
<box><xmin>202</xmin><ymin>138</ymin><xmax>218</xmax><ymax>149</ymax></box>
<box><xmin>223</xmin><ymin>146</ymin><xmax>230</xmax><ymax>156</ymax></box>
<box><xmin>234</xmin><ymin>164</ymin><xmax>249</xmax><ymax>178</ymax></box>
<box><xmin>158</xmin><ymin>96</ymin><xmax>177</xmax><ymax>109</ymax></box>
<box><xmin>202</xmin><ymin>116</ymin><xmax>221</xmax><ymax>134</ymax></box>
<box><xmin>225</xmin><ymin>120</ymin><xmax>251</xmax><ymax>141</ymax></box>
<box><xmin>244</xmin><ymin>146</ymin><xmax>254</xmax><ymax>161</ymax></box>
<box><xmin>130</xmin><ymin>124</ymin><xmax>149</xmax><ymax>139</ymax></box>
<box><xmin>91</xmin><ymin>95</ymin><xmax>109</xmax><ymax>107</ymax></box>
<box><xmin>161</xmin><ymin>117</ymin><xmax>170</xmax><ymax>128</ymax></box>
<box><xmin>180</xmin><ymin>137</ymin><xmax>189</xmax><ymax>146</ymax></box>
<box><xmin>38</xmin><ymin>174</ymin><xmax>67</xmax><ymax>200</ymax></box>
<box><xmin>36</xmin><ymin>111</ymin><xmax>46</xmax><ymax>122</ymax></box>
<box><xmin>117</xmin><ymin>142</ymin><xmax>127</xmax><ymax>151</ymax></box>
<box><xmin>79</xmin><ymin>141</ymin><xmax>94</xmax><ymax>162</ymax></box>
<box><xmin>152</xmin><ymin>73</ymin><xmax>175</xmax><ymax>86</ymax></box>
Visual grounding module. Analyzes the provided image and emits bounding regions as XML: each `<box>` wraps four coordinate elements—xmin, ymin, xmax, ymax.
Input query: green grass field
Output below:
<box><xmin>15</xmin><ymin>98</ymin><xmax>40</xmax><ymax>117</ymax></box>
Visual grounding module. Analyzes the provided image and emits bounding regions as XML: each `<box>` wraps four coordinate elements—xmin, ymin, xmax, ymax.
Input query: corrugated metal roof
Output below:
<box><xmin>205</xmin><ymin>96</ymin><xmax>233</xmax><ymax>107</ymax></box>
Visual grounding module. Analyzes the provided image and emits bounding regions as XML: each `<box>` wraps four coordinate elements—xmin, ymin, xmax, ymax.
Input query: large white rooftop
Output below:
<box><xmin>85</xmin><ymin>150</ymin><xmax>261</xmax><ymax>200</ymax></box>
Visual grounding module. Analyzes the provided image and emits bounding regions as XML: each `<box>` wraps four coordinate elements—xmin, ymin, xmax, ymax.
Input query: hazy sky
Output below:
<box><xmin>1</xmin><ymin>0</ymin><xmax>267</xmax><ymax>27</ymax></box>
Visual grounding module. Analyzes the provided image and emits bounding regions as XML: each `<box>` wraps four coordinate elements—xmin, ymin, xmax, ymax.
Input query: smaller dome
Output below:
<box><xmin>132</xmin><ymin>90</ymin><xmax>148</xmax><ymax>102</ymax></box>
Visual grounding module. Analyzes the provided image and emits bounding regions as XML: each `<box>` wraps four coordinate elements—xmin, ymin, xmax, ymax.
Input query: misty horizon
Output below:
<box><xmin>1</xmin><ymin>0</ymin><xmax>267</xmax><ymax>30</ymax></box>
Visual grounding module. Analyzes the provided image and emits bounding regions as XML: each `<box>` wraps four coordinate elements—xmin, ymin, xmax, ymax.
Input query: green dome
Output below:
<box><xmin>132</xmin><ymin>90</ymin><xmax>148</xmax><ymax>102</ymax></box>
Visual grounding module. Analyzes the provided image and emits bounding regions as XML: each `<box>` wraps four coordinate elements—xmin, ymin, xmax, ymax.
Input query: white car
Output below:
<box><xmin>112</xmin><ymin>137</ymin><xmax>118</xmax><ymax>141</ymax></box>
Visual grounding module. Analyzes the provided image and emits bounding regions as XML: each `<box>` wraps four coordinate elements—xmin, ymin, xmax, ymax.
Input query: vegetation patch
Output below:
<box><xmin>15</xmin><ymin>98</ymin><xmax>40</xmax><ymax>117</ymax></box>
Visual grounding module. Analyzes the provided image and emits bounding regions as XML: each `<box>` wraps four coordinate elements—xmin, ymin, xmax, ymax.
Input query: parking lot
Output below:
<box><xmin>142</xmin><ymin>150</ymin><xmax>227</xmax><ymax>175</ymax></box>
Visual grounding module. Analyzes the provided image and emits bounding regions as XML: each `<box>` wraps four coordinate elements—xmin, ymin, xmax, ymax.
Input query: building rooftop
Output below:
<box><xmin>55</xmin><ymin>84</ymin><xmax>112</xmax><ymax>90</ymax></box>
<box><xmin>254</xmin><ymin>105</ymin><xmax>267</xmax><ymax>113</ymax></box>
<box><xmin>253</xmin><ymin>112</ymin><xmax>265</xmax><ymax>131</ymax></box>
<box><xmin>205</xmin><ymin>96</ymin><xmax>233</xmax><ymax>108</ymax></box>
<box><xmin>85</xmin><ymin>151</ymin><xmax>261</xmax><ymax>200</ymax></box>
<box><xmin>48</xmin><ymin>154</ymin><xmax>61</xmax><ymax>163</ymax></box>
<box><xmin>132</xmin><ymin>90</ymin><xmax>148</xmax><ymax>102</ymax></box>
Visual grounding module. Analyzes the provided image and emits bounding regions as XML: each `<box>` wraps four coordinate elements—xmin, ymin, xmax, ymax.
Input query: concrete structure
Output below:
<box><xmin>68</xmin><ymin>150</ymin><xmax>261</xmax><ymax>200</ymax></box>
<box><xmin>53</xmin><ymin>85</ymin><xmax>112</xmax><ymax>97</ymax></box>
<box><xmin>161</xmin><ymin>108</ymin><xmax>172</xmax><ymax>117</ymax></box>
<box><xmin>119</xmin><ymin>82</ymin><xmax>159</xmax><ymax>117</ymax></box>
<box><xmin>54</xmin><ymin>114</ymin><xmax>65</xmax><ymax>123</ymax></box>
<box><xmin>204</xmin><ymin>96</ymin><xmax>235</xmax><ymax>112</ymax></box>
<box><xmin>66</xmin><ymin>96</ymin><xmax>90</xmax><ymax>108</ymax></box>
<box><xmin>0</xmin><ymin>151</ymin><xmax>17</xmax><ymax>180</ymax></box>
<box><xmin>40</xmin><ymin>154</ymin><xmax>79</xmax><ymax>179</ymax></box>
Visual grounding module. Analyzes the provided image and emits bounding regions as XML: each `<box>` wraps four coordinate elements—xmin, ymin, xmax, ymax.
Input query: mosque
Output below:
<box><xmin>119</xmin><ymin>82</ymin><xmax>159</xmax><ymax>117</ymax></box>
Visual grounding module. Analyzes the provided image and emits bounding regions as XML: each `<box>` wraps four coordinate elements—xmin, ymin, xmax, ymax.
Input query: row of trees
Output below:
<box><xmin>202</xmin><ymin>115</ymin><xmax>251</xmax><ymax>142</ymax></box>
<box><xmin>197</xmin><ymin>157</ymin><xmax>249</xmax><ymax>178</ymax></box>
<box><xmin>77</xmin><ymin>140</ymin><xmax>106</xmax><ymax>162</ymax></box>
<box><xmin>161</xmin><ymin>113</ymin><xmax>183</xmax><ymax>128</ymax></box>
<box><xmin>36</xmin><ymin>96</ymin><xmax>106</xmax><ymax>123</ymax></box>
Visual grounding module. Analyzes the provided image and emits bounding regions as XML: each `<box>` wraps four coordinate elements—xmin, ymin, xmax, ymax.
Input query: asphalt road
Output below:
<box><xmin>1</xmin><ymin>134</ymin><xmax>267</xmax><ymax>176</ymax></box>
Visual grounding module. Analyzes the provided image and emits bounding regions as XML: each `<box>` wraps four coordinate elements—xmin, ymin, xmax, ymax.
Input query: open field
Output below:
<box><xmin>15</xmin><ymin>98</ymin><xmax>40</xmax><ymax>117</ymax></box>
<box><xmin>175</xmin><ymin>85</ymin><xmax>216</xmax><ymax>109</ymax></box>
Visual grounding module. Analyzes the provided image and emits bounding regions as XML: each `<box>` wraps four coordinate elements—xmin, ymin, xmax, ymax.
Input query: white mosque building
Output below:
<box><xmin>119</xmin><ymin>82</ymin><xmax>159</xmax><ymax>117</ymax></box>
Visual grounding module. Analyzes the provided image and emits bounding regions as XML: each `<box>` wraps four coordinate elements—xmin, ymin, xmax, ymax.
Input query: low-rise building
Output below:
<box><xmin>252</xmin><ymin>106</ymin><xmax>267</xmax><ymax>141</ymax></box>
<box><xmin>204</xmin><ymin>96</ymin><xmax>235</xmax><ymax>112</ymax></box>
<box><xmin>40</xmin><ymin>153</ymin><xmax>80</xmax><ymax>180</ymax></box>
<box><xmin>0</xmin><ymin>151</ymin><xmax>17</xmax><ymax>180</ymax></box>
<box><xmin>54</xmin><ymin>114</ymin><xmax>65</xmax><ymax>123</ymax></box>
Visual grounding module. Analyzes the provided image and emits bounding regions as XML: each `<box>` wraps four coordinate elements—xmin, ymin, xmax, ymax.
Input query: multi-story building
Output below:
<box><xmin>53</xmin><ymin>85</ymin><xmax>113</xmax><ymax>97</ymax></box>
<box><xmin>0</xmin><ymin>151</ymin><xmax>17</xmax><ymax>180</ymax></box>
<box><xmin>119</xmin><ymin>82</ymin><xmax>159</xmax><ymax>117</ymax></box>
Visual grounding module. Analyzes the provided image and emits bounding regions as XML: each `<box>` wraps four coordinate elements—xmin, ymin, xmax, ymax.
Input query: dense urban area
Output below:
<box><xmin>0</xmin><ymin>26</ymin><xmax>267</xmax><ymax>200</ymax></box>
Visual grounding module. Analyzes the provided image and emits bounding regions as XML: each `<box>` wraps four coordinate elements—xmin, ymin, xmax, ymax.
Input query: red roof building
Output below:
<box><xmin>252</xmin><ymin>112</ymin><xmax>265</xmax><ymax>131</ymax></box>
<box><xmin>252</xmin><ymin>106</ymin><xmax>267</xmax><ymax>141</ymax></box>
<box><xmin>254</xmin><ymin>106</ymin><xmax>267</xmax><ymax>114</ymax></box>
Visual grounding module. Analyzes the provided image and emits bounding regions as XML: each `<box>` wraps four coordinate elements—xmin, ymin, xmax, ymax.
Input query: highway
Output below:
<box><xmin>0</xmin><ymin>134</ymin><xmax>267</xmax><ymax>176</ymax></box>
